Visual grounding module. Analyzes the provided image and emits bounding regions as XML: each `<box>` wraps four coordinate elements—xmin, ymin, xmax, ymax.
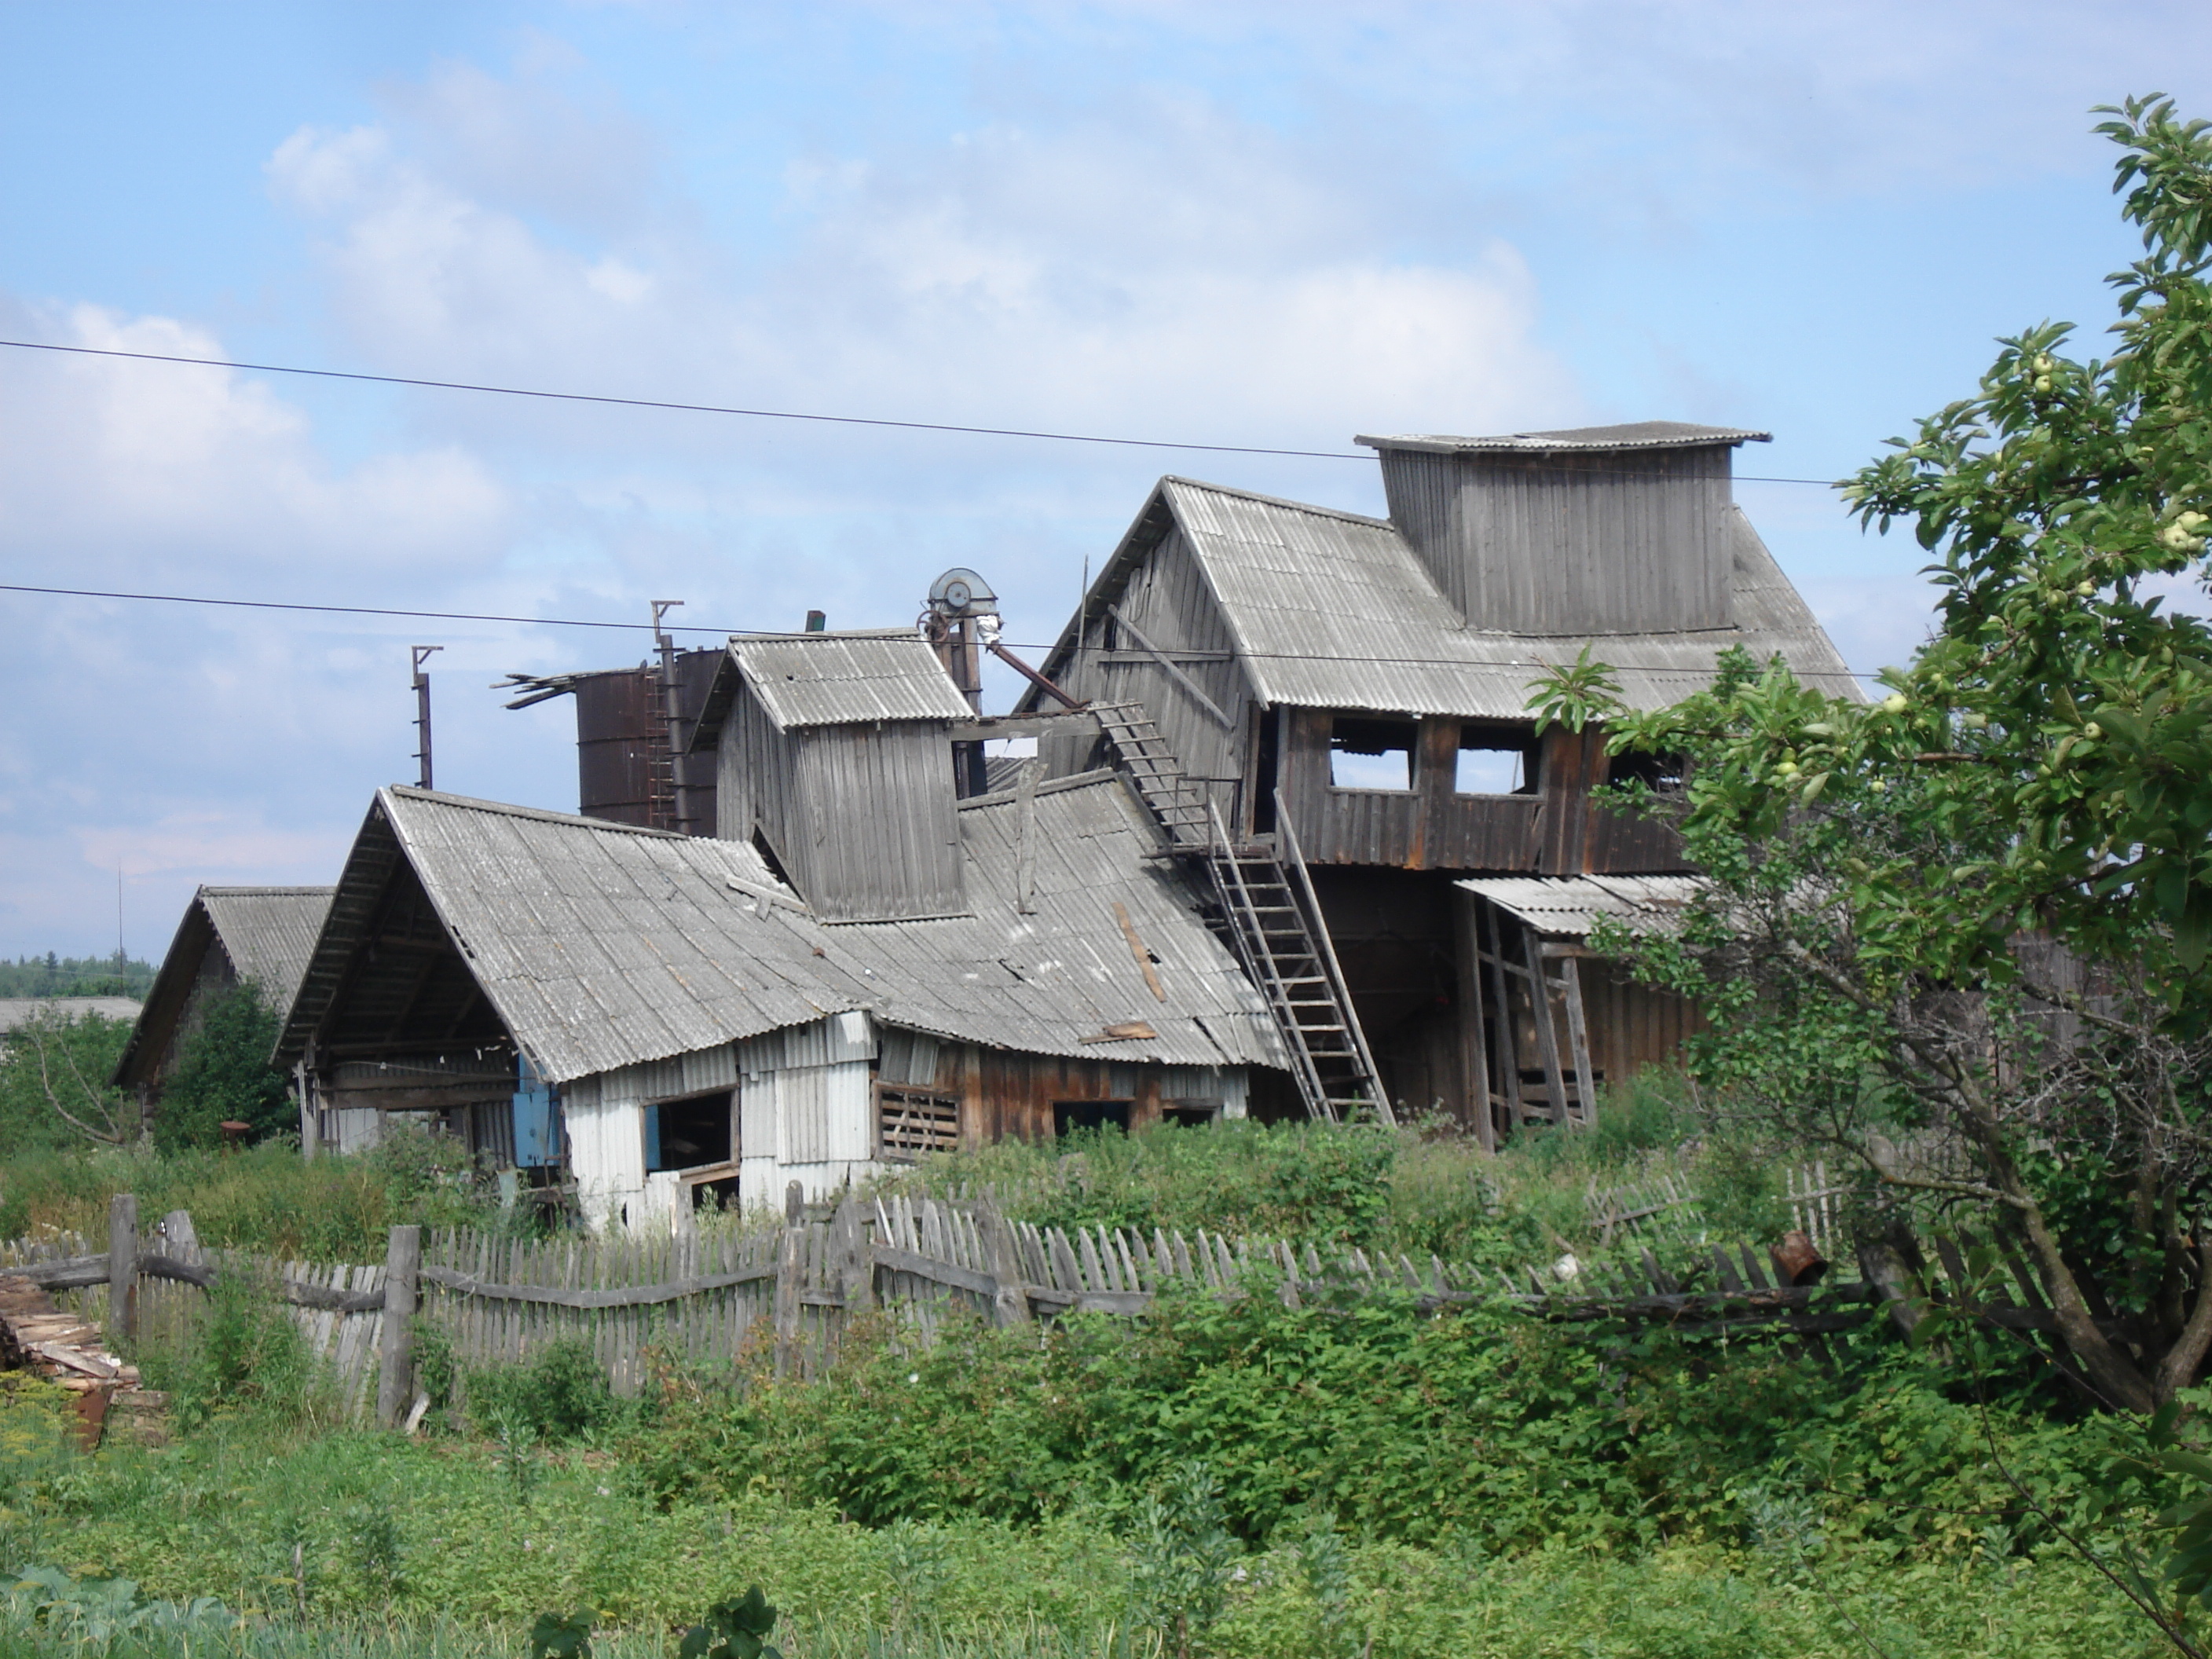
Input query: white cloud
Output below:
<box><xmin>0</xmin><ymin>298</ymin><xmax>511</xmax><ymax>580</ymax></box>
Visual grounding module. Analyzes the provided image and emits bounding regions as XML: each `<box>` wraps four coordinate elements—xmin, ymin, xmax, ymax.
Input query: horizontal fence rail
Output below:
<box><xmin>12</xmin><ymin>1179</ymin><xmax>2121</xmax><ymax>1426</ymax></box>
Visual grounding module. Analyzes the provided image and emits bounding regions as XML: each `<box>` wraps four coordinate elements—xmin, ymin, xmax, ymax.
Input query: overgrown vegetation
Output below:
<box><xmin>152</xmin><ymin>984</ymin><xmax>294</xmax><ymax>1152</ymax></box>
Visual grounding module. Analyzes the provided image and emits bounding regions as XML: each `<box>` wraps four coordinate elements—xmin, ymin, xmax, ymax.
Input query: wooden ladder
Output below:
<box><xmin>1090</xmin><ymin>701</ymin><xmax>1213</xmax><ymax>848</ymax></box>
<box><xmin>1207</xmin><ymin>800</ymin><xmax>1393</xmax><ymax>1126</ymax></box>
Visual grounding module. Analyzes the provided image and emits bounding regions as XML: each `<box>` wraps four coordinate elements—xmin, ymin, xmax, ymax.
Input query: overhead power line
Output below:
<box><xmin>0</xmin><ymin>337</ymin><xmax>1845</xmax><ymax>484</ymax></box>
<box><xmin>0</xmin><ymin>580</ymin><xmax>1884</xmax><ymax>682</ymax></box>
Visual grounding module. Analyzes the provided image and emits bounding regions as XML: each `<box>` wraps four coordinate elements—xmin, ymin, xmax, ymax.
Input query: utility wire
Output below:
<box><xmin>0</xmin><ymin>337</ymin><xmax>1846</xmax><ymax>485</ymax></box>
<box><xmin>0</xmin><ymin>580</ymin><xmax>1884</xmax><ymax>682</ymax></box>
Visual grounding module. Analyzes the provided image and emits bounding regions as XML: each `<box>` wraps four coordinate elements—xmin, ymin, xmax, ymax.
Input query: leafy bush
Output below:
<box><xmin>0</xmin><ymin>1009</ymin><xmax>137</xmax><ymax>1153</ymax></box>
<box><xmin>153</xmin><ymin>983</ymin><xmax>293</xmax><ymax>1151</ymax></box>
<box><xmin>470</xmin><ymin>1340</ymin><xmax>621</xmax><ymax>1444</ymax></box>
<box><xmin>148</xmin><ymin>1265</ymin><xmax>331</xmax><ymax>1432</ymax></box>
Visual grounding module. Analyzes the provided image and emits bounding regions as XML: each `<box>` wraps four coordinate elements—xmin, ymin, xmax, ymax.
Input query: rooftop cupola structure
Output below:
<box><xmin>1355</xmin><ymin>422</ymin><xmax>1771</xmax><ymax>635</ymax></box>
<box><xmin>688</xmin><ymin>630</ymin><xmax>976</xmax><ymax>923</ymax></box>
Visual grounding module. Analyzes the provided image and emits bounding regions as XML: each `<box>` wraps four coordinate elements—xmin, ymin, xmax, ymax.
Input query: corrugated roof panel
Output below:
<box><xmin>327</xmin><ymin>779</ymin><xmax>1280</xmax><ymax>1086</ymax></box>
<box><xmin>734</xmin><ymin>632</ymin><xmax>972</xmax><ymax>730</ymax></box>
<box><xmin>196</xmin><ymin>886</ymin><xmax>334</xmax><ymax>1013</ymax></box>
<box><xmin>1162</xmin><ymin>479</ymin><xmax>1864</xmax><ymax>717</ymax></box>
<box><xmin>1456</xmin><ymin>873</ymin><xmax>1705</xmax><ymax>938</ymax></box>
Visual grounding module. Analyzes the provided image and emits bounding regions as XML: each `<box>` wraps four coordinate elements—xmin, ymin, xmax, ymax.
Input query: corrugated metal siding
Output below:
<box><xmin>735</xmin><ymin>632</ymin><xmax>972</xmax><ymax>730</ymax></box>
<box><xmin>796</xmin><ymin>723</ymin><xmax>966</xmax><ymax>921</ymax></box>
<box><xmin>587</xmin><ymin>1044</ymin><xmax>741</xmax><ymax>1108</ymax></box>
<box><xmin>567</xmin><ymin>1084</ymin><xmax>646</xmax><ymax>1227</ymax></box>
<box><xmin>771</xmin><ymin>1059</ymin><xmax>873</xmax><ymax>1164</ymax></box>
<box><xmin>721</xmin><ymin>679</ymin><xmax>804</xmax><ymax>864</ymax></box>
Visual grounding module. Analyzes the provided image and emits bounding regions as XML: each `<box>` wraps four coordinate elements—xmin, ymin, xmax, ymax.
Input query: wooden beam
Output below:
<box><xmin>1521</xmin><ymin>922</ymin><xmax>1570</xmax><ymax>1126</ymax></box>
<box><xmin>946</xmin><ymin>711</ymin><xmax>1100</xmax><ymax>743</ymax></box>
<box><xmin>1111</xmin><ymin>902</ymin><xmax>1169</xmax><ymax>1002</ymax></box>
<box><xmin>1105</xmin><ymin>605</ymin><xmax>1236</xmax><ymax>729</ymax></box>
<box><xmin>1556</xmin><ymin>954</ymin><xmax>1597</xmax><ymax>1125</ymax></box>
<box><xmin>1454</xmin><ymin>888</ymin><xmax>1496</xmax><ymax>1152</ymax></box>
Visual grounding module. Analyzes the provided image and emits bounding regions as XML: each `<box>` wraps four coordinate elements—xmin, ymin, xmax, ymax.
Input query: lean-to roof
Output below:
<box><xmin>1456</xmin><ymin>874</ymin><xmax>1704</xmax><ymax>939</ymax></box>
<box><xmin>1024</xmin><ymin>475</ymin><xmax>1861</xmax><ymax>720</ymax></box>
<box><xmin>278</xmin><ymin>781</ymin><xmax>1280</xmax><ymax>1086</ymax></box>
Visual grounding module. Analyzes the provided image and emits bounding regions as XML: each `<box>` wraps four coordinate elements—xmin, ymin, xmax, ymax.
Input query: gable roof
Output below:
<box><xmin>278</xmin><ymin>782</ymin><xmax>1280</xmax><ymax>1086</ymax></box>
<box><xmin>690</xmin><ymin>630</ymin><xmax>972</xmax><ymax>750</ymax></box>
<box><xmin>1020</xmin><ymin>474</ymin><xmax>1862</xmax><ymax>720</ymax></box>
<box><xmin>114</xmin><ymin>885</ymin><xmax>335</xmax><ymax>1089</ymax></box>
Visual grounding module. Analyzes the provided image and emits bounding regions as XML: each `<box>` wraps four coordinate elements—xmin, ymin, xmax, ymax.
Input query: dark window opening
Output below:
<box><xmin>1164</xmin><ymin>1101</ymin><xmax>1221</xmax><ymax>1128</ymax></box>
<box><xmin>645</xmin><ymin>1089</ymin><xmax>734</xmax><ymax>1174</ymax></box>
<box><xmin>690</xmin><ymin>1174</ymin><xmax>742</xmax><ymax>1211</ymax></box>
<box><xmin>878</xmin><ymin>1085</ymin><xmax>961</xmax><ymax>1162</ymax></box>
<box><xmin>1253</xmin><ymin>710</ymin><xmax>1280</xmax><ymax>833</ymax></box>
<box><xmin>1456</xmin><ymin>723</ymin><xmax>1540</xmax><ymax>796</ymax></box>
<box><xmin>1329</xmin><ymin>718</ymin><xmax>1417</xmax><ymax>792</ymax></box>
<box><xmin>1053</xmin><ymin>1100</ymin><xmax>1133</xmax><ymax>1137</ymax></box>
<box><xmin>1101</xmin><ymin>615</ymin><xmax>1120</xmax><ymax>653</ymax></box>
<box><xmin>1606</xmin><ymin>749</ymin><xmax>1687</xmax><ymax>793</ymax></box>
<box><xmin>750</xmin><ymin>830</ymin><xmax>795</xmax><ymax>889</ymax></box>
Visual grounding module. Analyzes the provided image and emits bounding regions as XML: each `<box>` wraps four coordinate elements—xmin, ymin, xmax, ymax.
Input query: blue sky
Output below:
<box><xmin>2</xmin><ymin>2</ymin><xmax>2207</xmax><ymax>960</ymax></box>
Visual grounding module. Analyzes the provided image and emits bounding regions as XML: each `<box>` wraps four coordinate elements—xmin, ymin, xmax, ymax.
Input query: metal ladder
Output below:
<box><xmin>1090</xmin><ymin>702</ymin><xmax>1213</xmax><ymax>848</ymax></box>
<box><xmin>1207</xmin><ymin>800</ymin><xmax>1392</xmax><ymax>1125</ymax></box>
<box><xmin>1090</xmin><ymin>701</ymin><xmax>1389</xmax><ymax>1122</ymax></box>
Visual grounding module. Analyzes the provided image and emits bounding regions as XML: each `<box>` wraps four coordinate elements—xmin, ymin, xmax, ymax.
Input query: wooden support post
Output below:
<box><xmin>976</xmin><ymin>1196</ymin><xmax>1033</xmax><ymax>1327</ymax></box>
<box><xmin>1555</xmin><ymin>952</ymin><xmax>1597</xmax><ymax>1125</ymax></box>
<box><xmin>1478</xmin><ymin>903</ymin><xmax>1523</xmax><ymax>1125</ymax></box>
<box><xmin>378</xmin><ymin>1224</ymin><xmax>421</xmax><ymax>1430</ymax></box>
<box><xmin>107</xmin><ymin>1192</ymin><xmax>137</xmax><ymax>1344</ymax></box>
<box><xmin>1453</xmin><ymin>889</ymin><xmax>1495</xmax><ymax>1152</ymax></box>
<box><xmin>774</xmin><ymin>1181</ymin><xmax>803</xmax><ymax>1379</ymax></box>
<box><xmin>1522</xmin><ymin>925</ymin><xmax>1570</xmax><ymax>1126</ymax></box>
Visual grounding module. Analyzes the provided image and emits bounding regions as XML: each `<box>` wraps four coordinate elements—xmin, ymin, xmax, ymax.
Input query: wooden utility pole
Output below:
<box><xmin>410</xmin><ymin>646</ymin><xmax>443</xmax><ymax>789</ymax></box>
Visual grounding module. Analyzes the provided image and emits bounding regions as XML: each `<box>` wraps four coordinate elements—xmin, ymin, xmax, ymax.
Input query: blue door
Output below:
<box><xmin>512</xmin><ymin>1055</ymin><xmax>562</xmax><ymax>1168</ymax></box>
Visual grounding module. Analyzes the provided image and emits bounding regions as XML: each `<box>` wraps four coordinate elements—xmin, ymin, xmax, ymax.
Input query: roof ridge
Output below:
<box><xmin>199</xmin><ymin>884</ymin><xmax>338</xmax><ymax>896</ymax></box>
<box><xmin>1160</xmin><ymin>475</ymin><xmax>1396</xmax><ymax>530</ymax></box>
<box><xmin>383</xmin><ymin>786</ymin><xmax>688</xmax><ymax>837</ymax></box>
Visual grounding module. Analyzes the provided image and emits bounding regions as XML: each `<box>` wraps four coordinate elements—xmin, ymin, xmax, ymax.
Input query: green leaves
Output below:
<box><xmin>679</xmin><ymin>1585</ymin><xmax>783</xmax><ymax>1659</ymax></box>
<box><xmin>1525</xmin><ymin>645</ymin><xmax>1625</xmax><ymax>735</ymax></box>
<box><xmin>527</xmin><ymin>1610</ymin><xmax>594</xmax><ymax>1659</ymax></box>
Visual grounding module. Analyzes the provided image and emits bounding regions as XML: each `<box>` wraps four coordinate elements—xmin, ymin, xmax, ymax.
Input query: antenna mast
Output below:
<box><xmin>411</xmin><ymin>645</ymin><xmax>444</xmax><ymax>789</ymax></box>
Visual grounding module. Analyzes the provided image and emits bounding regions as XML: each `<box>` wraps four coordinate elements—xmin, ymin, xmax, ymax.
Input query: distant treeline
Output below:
<box><xmin>0</xmin><ymin>952</ymin><xmax>156</xmax><ymax>998</ymax></box>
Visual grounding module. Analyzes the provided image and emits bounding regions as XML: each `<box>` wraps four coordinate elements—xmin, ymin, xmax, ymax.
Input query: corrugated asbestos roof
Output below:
<box><xmin>1356</xmin><ymin>422</ymin><xmax>1771</xmax><ymax>454</ymax></box>
<box><xmin>1456</xmin><ymin>874</ymin><xmax>1704</xmax><ymax>938</ymax></box>
<box><xmin>113</xmin><ymin>885</ymin><xmax>335</xmax><ymax>1087</ymax></box>
<box><xmin>734</xmin><ymin>631</ymin><xmax>973</xmax><ymax>730</ymax></box>
<box><xmin>196</xmin><ymin>887</ymin><xmax>333</xmax><ymax>1006</ymax></box>
<box><xmin>282</xmin><ymin>780</ymin><xmax>1282</xmax><ymax>1086</ymax></box>
<box><xmin>1032</xmin><ymin>476</ymin><xmax>1860</xmax><ymax>720</ymax></box>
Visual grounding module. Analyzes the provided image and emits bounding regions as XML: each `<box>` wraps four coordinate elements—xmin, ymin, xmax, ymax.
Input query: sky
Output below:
<box><xmin>2</xmin><ymin>1</ymin><xmax>2209</xmax><ymax>962</ymax></box>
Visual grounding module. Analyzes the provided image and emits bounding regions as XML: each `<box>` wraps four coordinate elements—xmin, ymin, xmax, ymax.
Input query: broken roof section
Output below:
<box><xmin>114</xmin><ymin>884</ymin><xmax>335</xmax><ymax>1089</ymax></box>
<box><xmin>276</xmin><ymin>779</ymin><xmax>1281</xmax><ymax>1087</ymax></box>
<box><xmin>1456</xmin><ymin>874</ymin><xmax>1703</xmax><ymax>939</ymax></box>
<box><xmin>690</xmin><ymin>629</ymin><xmax>972</xmax><ymax>749</ymax></box>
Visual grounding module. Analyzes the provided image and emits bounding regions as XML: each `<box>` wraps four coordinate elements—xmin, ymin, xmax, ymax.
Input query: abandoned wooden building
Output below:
<box><xmin>1009</xmin><ymin>422</ymin><xmax>1858</xmax><ymax>1140</ymax></box>
<box><xmin>274</xmin><ymin>750</ymin><xmax>1283</xmax><ymax>1225</ymax></box>
<box><xmin>113</xmin><ymin>884</ymin><xmax>334</xmax><ymax>1128</ymax></box>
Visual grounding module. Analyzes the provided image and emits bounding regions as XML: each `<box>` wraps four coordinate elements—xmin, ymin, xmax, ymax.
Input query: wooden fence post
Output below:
<box><xmin>107</xmin><ymin>1192</ymin><xmax>137</xmax><ymax>1343</ymax></box>
<box><xmin>774</xmin><ymin>1181</ymin><xmax>803</xmax><ymax>1380</ymax></box>
<box><xmin>835</xmin><ymin>1192</ymin><xmax>875</xmax><ymax>1317</ymax></box>
<box><xmin>377</xmin><ymin>1225</ymin><xmax>421</xmax><ymax>1430</ymax></box>
<box><xmin>977</xmin><ymin>1196</ymin><xmax>1032</xmax><ymax>1328</ymax></box>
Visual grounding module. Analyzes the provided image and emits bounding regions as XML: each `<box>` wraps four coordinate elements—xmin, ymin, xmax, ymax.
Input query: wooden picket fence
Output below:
<box><xmin>0</xmin><ymin>1182</ymin><xmax>1906</xmax><ymax>1430</ymax></box>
